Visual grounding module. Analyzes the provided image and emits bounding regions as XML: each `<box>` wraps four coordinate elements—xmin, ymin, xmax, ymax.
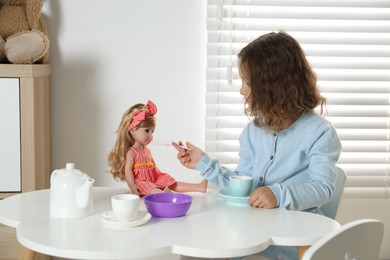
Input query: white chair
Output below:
<box><xmin>319</xmin><ymin>166</ymin><xmax>346</xmax><ymax>219</ymax></box>
<box><xmin>301</xmin><ymin>219</ymin><xmax>384</xmax><ymax>260</ymax></box>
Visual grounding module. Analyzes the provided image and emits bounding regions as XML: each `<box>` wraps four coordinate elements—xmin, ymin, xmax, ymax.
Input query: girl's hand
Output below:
<box><xmin>171</xmin><ymin>141</ymin><xmax>205</xmax><ymax>169</ymax></box>
<box><xmin>249</xmin><ymin>187</ymin><xmax>277</xmax><ymax>209</ymax></box>
<box><xmin>128</xmin><ymin>183</ymin><xmax>140</xmax><ymax>195</ymax></box>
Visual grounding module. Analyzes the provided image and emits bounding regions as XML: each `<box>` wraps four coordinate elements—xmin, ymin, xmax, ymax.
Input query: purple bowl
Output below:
<box><xmin>144</xmin><ymin>193</ymin><xmax>192</xmax><ymax>218</ymax></box>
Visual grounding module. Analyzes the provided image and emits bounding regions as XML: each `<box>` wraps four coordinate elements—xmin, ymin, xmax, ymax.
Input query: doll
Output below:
<box><xmin>108</xmin><ymin>100</ymin><xmax>207</xmax><ymax>196</ymax></box>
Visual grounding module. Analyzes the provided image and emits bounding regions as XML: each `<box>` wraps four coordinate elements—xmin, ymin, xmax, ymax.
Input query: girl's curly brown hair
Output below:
<box><xmin>237</xmin><ymin>31</ymin><xmax>325</xmax><ymax>131</ymax></box>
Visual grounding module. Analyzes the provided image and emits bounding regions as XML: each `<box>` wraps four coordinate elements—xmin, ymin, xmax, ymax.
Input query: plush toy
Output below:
<box><xmin>0</xmin><ymin>0</ymin><xmax>49</xmax><ymax>64</ymax></box>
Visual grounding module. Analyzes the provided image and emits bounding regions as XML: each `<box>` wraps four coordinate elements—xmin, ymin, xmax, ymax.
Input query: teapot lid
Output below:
<box><xmin>62</xmin><ymin>162</ymin><xmax>83</xmax><ymax>175</ymax></box>
<box><xmin>66</xmin><ymin>163</ymin><xmax>76</xmax><ymax>170</ymax></box>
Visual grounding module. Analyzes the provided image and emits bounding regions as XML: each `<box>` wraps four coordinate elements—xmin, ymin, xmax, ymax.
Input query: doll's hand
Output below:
<box><xmin>128</xmin><ymin>183</ymin><xmax>140</xmax><ymax>195</ymax></box>
<box><xmin>171</xmin><ymin>141</ymin><xmax>205</xmax><ymax>169</ymax></box>
<box><xmin>249</xmin><ymin>187</ymin><xmax>277</xmax><ymax>209</ymax></box>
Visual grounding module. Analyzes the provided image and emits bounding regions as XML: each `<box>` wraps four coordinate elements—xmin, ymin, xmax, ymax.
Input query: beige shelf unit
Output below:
<box><xmin>0</xmin><ymin>64</ymin><xmax>51</xmax><ymax>199</ymax></box>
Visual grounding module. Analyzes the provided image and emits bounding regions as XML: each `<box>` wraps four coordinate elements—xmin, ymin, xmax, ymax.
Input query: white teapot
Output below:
<box><xmin>50</xmin><ymin>163</ymin><xmax>95</xmax><ymax>219</ymax></box>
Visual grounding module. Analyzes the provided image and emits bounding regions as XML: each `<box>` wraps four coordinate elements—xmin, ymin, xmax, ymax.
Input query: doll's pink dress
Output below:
<box><xmin>129</xmin><ymin>146</ymin><xmax>176</xmax><ymax>196</ymax></box>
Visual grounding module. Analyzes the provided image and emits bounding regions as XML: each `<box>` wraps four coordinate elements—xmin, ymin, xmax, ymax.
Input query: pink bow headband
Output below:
<box><xmin>128</xmin><ymin>100</ymin><xmax>157</xmax><ymax>130</ymax></box>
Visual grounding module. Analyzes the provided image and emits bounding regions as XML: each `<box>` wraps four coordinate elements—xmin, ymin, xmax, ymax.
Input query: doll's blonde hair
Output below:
<box><xmin>107</xmin><ymin>103</ymin><xmax>156</xmax><ymax>181</ymax></box>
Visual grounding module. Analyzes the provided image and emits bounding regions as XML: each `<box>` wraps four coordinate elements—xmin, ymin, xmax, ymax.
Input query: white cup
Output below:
<box><xmin>111</xmin><ymin>194</ymin><xmax>140</xmax><ymax>222</ymax></box>
<box><xmin>229</xmin><ymin>176</ymin><xmax>253</xmax><ymax>197</ymax></box>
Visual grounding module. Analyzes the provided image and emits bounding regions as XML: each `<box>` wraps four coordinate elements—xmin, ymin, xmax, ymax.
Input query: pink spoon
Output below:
<box><xmin>152</xmin><ymin>141</ymin><xmax>191</xmax><ymax>151</ymax></box>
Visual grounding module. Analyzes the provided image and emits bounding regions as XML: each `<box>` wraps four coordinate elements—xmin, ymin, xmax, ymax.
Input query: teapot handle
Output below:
<box><xmin>50</xmin><ymin>170</ymin><xmax>59</xmax><ymax>184</ymax></box>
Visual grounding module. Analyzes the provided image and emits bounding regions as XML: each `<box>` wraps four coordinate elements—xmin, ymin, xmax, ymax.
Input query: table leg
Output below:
<box><xmin>19</xmin><ymin>245</ymin><xmax>36</xmax><ymax>260</ymax></box>
<box><xmin>297</xmin><ymin>246</ymin><xmax>310</xmax><ymax>260</ymax></box>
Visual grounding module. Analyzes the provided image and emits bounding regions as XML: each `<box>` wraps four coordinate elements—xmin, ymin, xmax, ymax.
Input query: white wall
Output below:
<box><xmin>44</xmin><ymin>0</ymin><xmax>206</xmax><ymax>187</ymax></box>
<box><xmin>43</xmin><ymin>1</ymin><xmax>389</xmax><ymax>259</ymax></box>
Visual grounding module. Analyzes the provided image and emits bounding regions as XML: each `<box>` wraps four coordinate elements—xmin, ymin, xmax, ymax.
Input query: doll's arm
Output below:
<box><xmin>150</xmin><ymin>157</ymin><xmax>163</xmax><ymax>174</ymax></box>
<box><xmin>124</xmin><ymin>150</ymin><xmax>140</xmax><ymax>195</ymax></box>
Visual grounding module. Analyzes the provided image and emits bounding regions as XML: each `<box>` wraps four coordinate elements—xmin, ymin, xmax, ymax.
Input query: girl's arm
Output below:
<box><xmin>195</xmin><ymin>154</ymin><xmax>235</xmax><ymax>188</ymax></box>
<box><xmin>195</xmin><ymin>125</ymin><xmax>253</xmax><ymax>188</ymax></box>
<box><xmin>172</xmin><ymin>141</ymin><xmax>235</xmax><ymax>188</ymax></box>
<box><xmin>124</xmin><ymin>150</ymin><xmax>140</xmax><ymax>195</ymax></box>
<box><xmin>269</xmin><ymin>123</ymin><xmax>342</xmax><ymax>211</ymax></box>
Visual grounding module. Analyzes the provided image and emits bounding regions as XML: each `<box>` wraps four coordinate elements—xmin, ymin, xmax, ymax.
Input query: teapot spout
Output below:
<box><xmin>76</xmin><ymin>178</ymin><xmax>95</xmax><ymax>209</ymax></box>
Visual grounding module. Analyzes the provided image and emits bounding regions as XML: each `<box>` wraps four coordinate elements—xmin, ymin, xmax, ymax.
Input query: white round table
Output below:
<box><xmin>0</xmin><ymin>187</ymin><xmax>340</xmax><ymax>259</ymax></box>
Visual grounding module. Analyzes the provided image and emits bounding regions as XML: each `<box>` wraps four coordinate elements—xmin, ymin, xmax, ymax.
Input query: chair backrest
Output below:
<box><xmin>302</xmin><ymin>219</ymin><xmax>384</xmax><ymax>260</ymax></box>
<box><xmin>319</xmin><ymin>166</ymin><xmax>346</xmax><ymax>219</ymax></box>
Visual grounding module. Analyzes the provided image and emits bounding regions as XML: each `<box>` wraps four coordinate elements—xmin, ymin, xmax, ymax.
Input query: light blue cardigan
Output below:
<box><xmin>196</xmin><ymin>110</ymin><xmax>342</xmax><ymax>211</ymax></box>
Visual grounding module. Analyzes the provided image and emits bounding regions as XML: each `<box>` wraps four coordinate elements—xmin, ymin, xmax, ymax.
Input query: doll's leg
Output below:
<box><xmin>150</xmin><ymin>188</ymin><xmax>165</xmax><ymax>194</ymax></box>
<box><xmin>163</xmin><ymin>187</ymin><xmax>173</xmax><ymax>192</ymax></box>
<box><xmin>170</xmin><ymin>179</ymin><xmax>208</xmax><ymax>193</ymax></box>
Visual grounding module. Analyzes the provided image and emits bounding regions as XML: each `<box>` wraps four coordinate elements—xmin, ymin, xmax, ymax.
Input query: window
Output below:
<box><xmin>206</xmin><ymin>0</ymin><xmax>390</xmax><ymax>198</ymax></box>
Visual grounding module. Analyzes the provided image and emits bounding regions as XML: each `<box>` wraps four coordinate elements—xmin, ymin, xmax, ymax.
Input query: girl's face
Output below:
<box><xmin>238</xmin><ymin>61</ymin><xmax>251</xmax><ymax>101</ymax></box>
<box><xmin>131</xmin><ymin>126</ymin><xmax>155</xmax><ymax>147</ymax></box>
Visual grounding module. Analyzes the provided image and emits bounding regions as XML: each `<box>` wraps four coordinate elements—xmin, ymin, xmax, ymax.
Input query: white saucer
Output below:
<box><xmin>100</xmin><ymin>210</ymin><xmax>151</xmax><ymax>228</ymax></box>
<box><xmin>218</xmin><ymin>188</ymin><xmax>250</xmax><ymax>206</ymax></box>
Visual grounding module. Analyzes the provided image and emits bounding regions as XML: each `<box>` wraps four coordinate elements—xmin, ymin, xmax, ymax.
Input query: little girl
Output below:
<box><xmin>108</xmin><ymin>100</ymin><xmax>207</xmax><ymax>196</ymax></box>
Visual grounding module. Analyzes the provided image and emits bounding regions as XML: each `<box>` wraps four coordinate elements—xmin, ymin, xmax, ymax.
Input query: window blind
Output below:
<box><xmin>206</xmin><ymin>0</ymin><xmax>390</xmax><ymax>199</ymax></box>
